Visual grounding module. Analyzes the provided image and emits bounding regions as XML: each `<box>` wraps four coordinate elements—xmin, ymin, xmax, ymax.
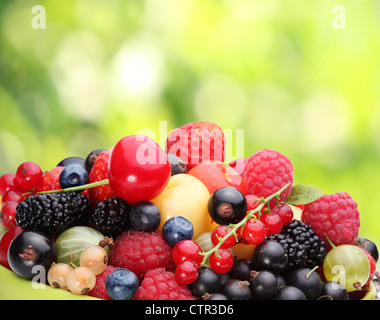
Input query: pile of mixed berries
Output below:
<box><xmin>0</xmin><ymin>121</ymin><xmax>378</xmax><ymax>300</ymax></box>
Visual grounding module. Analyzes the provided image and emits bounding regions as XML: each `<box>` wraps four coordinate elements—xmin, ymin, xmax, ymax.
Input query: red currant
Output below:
<box><xmin>0</xmin><ymin>173</ymin><xmax>17</xmax><ymax>196</ymax></box>
<box><xmin>271</xmin><ymin>202</ymin><xmax>293</xmax><ymax>226</ymax></box>
<box><xmin>175</xmin><ymin>261</ymin><xmax>199</xmax><ymax>285</ymax></box>
<box><xmin>211</xmin><ymin>225</ymin><xmax>236</xmax><ymax>249</ymax></box>
<box><xmin>2</xmin><ymin>190</ymin><xmax>25</xmax><ymax>204</ymax></box>
<box><xmin>15</xmin><ymin>162</ymin><xmax>43</xmax><ymax>191</ymax></box>
<box><xmin>209</xmin><ymin>249</ymin><xmax>233</xmax><ymax>274</ymax></box>
<box><xmin>108</xmin><ymin>135</ymin><xmax>171</xmax><ymax>203</ymax></box>
<box><xmin>261</xmin><ymin>212</ymin><xmax>283</xmax><ymax>235</ymax></box>
<box><xmin>172</xmin><ymin>240</ymin><xmax>203</xmax><ymax>266</ymax></box>
<box><xmin>241</xmin><ymin>218</ymin><xmax>266</xmax><ymax>245</ymax></box>
<box><xmin>0</xmin><ymin>226</ymin><xmax>23</xmax><ymax>269</ymax></box>
<box><xmin>0</xmin><ymin>201</ymin><xmax>18</xmax><ymax>228</ymax></box>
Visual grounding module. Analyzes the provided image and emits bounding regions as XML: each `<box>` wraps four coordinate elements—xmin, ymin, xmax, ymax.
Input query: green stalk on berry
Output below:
<box><xmin>199</xmin><ymin>183</ymin><xmax>291</xmax><ymax>268</ymax></box>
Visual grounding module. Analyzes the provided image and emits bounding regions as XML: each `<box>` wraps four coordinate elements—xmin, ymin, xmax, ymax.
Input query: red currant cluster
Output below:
<box><xmin>171</xmin><ymin>184</ymin><xmax>292</xmax><ymax>285</ymax></box>
<box><xmin>0</xmin><ymin>162</ymin><xmax>43</xmax><ymax>228</ymax></box>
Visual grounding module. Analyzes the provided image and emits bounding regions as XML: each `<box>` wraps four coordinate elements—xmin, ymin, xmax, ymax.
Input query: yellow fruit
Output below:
<box><xmin>232</xmin><ymin>243</ymin><xmax>256</xmax><ymax>260</ymax></box>
<box><xmin>151</xmin><ymin>174</ymin><xmax>213</xmax><ymax>239</ymax></box>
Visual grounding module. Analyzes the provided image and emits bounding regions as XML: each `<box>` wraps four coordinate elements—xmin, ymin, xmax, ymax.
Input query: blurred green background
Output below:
<box><xmin>1</xmin><ymin>1</ymin><xmax>379</xmax><ymax>254</ymax></box>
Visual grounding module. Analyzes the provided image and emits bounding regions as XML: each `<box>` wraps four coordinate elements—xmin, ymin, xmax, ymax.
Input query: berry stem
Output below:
<box><xmin>36</xmin><ymin>179</ymin><xmax>110</xmax><ymax>195</ymax></box>
<box><xmin>199</xmin><ymin>183</ymin><xmax>291</xmax><ymax>267</ymax></box>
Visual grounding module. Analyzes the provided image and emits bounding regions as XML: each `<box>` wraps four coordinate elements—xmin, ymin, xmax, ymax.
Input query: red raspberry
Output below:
<box><xmin>35</xmin><ymin>166</ymin><xmax>64</xmax><ymax>193</ymax></box>
<box><xmin>301</xmin><ymin>192</ymin><xmax>360</xmax><ymax>249</ymax></box>
<box><xmin>244</xmin><ymin>149</ymin><xmax>293</xmax><ymax>205</ymax></box>
<box><xmin>361</xmin><ymin>248</ymin><xmax>376</xmax><ymax>289</ymax></box>
<box><xmin>88</xmin><ymin>150</ymin><xmax>117</xmax><ymax>207</ymax></box>
<box><xmin>109</xmin><ymin>230</ymin><xmax>174</xmax><ymax>281</ymax></box>
<box><xmin>134</xmin><ymin>268</ymin><xmax>195</xmax><ymax>300</ymax></box>
<box><xmin>87</xmin><ymin>265</ymin><xmax>118</xmax><ymax>300</ymax></box>
<box><xmin>165</xmin><ymin>121</ymin><xmax>225</xmax><ymax>170</ymax></box>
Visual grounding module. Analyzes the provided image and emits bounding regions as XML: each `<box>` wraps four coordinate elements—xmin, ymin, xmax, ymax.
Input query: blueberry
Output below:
<box><xmin>208</xmin><ymin>187</ymin><xmax>247</xmax><ymax>225</ymax></box>
<box><xmin>162</xmin><ymin>216</ymin><xmax>194</xmax><ymax>247</ymax></box>
<box><xmin>57</xmin><ymin>156</ymin><xmax>85</xmax><ymax>168</ymax></box>
<box><xmin>59</xmin><ymin>164</ymin><xmax>89</xmax><ymax>189</ymax></box>
<box><xmin>167</xmin><ymin>154</ymin><xmax>187</xmax><ymax>175</ymax></box>
<box><xmin>105</xmin><ymin>268</ymin><xmax>139</xmax><ymax>300</ymax></box>
<box><xmin>130</xmin><ymin>201</ymin><xmax>161</xmax><ymax>232</ymax></box>
<box><xmin>85</xmin><ymin>149</ymin><xmax>107</xmax><ymax>174</ymax></box>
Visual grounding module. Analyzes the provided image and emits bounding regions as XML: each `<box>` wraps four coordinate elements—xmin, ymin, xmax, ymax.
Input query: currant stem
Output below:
<box><xmin>36</xmin><ymin>178</ymin><xmax>110</xmax><ymax>195</ymax></box>
<box><xmin>199</xmin><ymin>183</ymin><xmax>291</xmax><ymax>268</ymax></box>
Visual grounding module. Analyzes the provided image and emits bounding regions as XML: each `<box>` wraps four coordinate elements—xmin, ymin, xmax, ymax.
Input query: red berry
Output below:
<box><xmin>211</xmin><ymin>225</ymin><xmax>236</xmax><ymax>249</ymax></box>
<box><xmin>271</xmin><ymin>202</ymin><xmax>294</xmax><ymax>226</ymax></box>
<box><xmin>0</xmin><ymin>201</ymin><xmax>18</xmax><ymax>228</ymax></box>
<box><xmin>261</xmin><ymin>212</ymin><xmax>283</xmax><ymax>235</ymax></box>
<box><xmin>0</xmin><ymin>226</ymin><xmax>23</xmax><ymax>269</ymax></box>
<box><xmin>35</xmin><ymin>166</ymin><xmax>64</xmax><ymax>193</ymax></box>
<box><xmin>175</xmin><ymin>261</ymin><xmax>199</xmax><ymax>285</ymax></box>
<box><xmin>2</xmin><ymin>190</ymin><xmax>25</xmax><ymax>204</ymax></box>
<box><xmin>172</xmin><ymin>240</ymin><xmax>203</xmax><ymax>266</ymax></box>
<box><xmin>166</xmin><ymin>121</ymin><xmax>225</xmax><ymax>170</ymax></box>
<box><xmin>108</xmin><ymin>135</ymin><xmax>171</xmax><ymax>203</ymax></box>
<box><xmin>301</xmin><ymin>192</ymin><xmax>360</xmax><ymax>249</ymax></box>
<box><xmin>209</xmin><ymin>249</ymin><xmax>233</xmax><ymax>274</ymax></box>
<box><xmin>0</xmin><ymin>173</ymin><xmax>17</xmax><ymax>196</ymax></box>
<box><xmin>241</xmin><ymin>218</ymin><xmax>266</xmax><ymax>245</ymax></box>
<box><xmin>15</xmin><ymin>162</ymin><xmax>43</xmax><ymax>191</ymax></box>
<box><xmin>244</xmin><ymin>149</ymin><xmax>293</xmax><ymax>206</ymax></box>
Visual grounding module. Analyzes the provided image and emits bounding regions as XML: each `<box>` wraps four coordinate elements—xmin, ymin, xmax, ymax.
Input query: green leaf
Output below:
<box><xmin>285</xmin><ymin>184</ymin><xmax>323</xmax><ymax>205</ymax></box>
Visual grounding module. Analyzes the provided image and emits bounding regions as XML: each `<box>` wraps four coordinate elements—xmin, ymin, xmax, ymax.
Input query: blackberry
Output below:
<box><xmin>15</xmin><ymin>192</ymin><xmax>92</xmax><ymax>236</ymax></box>
<box><xmin>91</xmin><ymin>197</ymin><xmax>131</xmax><ymax>238</ymax></box>
<box><xmin>267</xmin><ymin>219</ymin><xmax>326</xmax><ymax>272</ymax></box>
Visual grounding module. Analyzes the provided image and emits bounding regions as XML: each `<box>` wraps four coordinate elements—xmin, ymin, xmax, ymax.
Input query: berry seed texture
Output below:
<box><xmin>0</xmin><ymin>121</ymin><xmax>378</xmax><ymax>301</ymax></box>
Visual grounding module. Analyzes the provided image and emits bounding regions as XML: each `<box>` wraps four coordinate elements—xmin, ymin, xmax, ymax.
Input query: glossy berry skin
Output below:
<box><xmin>241</xmin><ymin>218</ymin><xmax>266</xmax><ymax>245</ymax></box>
<box><xmin>56</xmin><ymin>156</ymin><xmax>85</xmax><ymax>168</ymax></box>
<box><xmin>187</xmin><ymin>267</ymin><xmax>222</xmax><ymax>298</ymax></box>
<box><xmin>105</xmin><ymin>268</ymin><xmax>139</xmax><ymax>300</ymax></box>
<box><xmin>2</xmin><ymin>190</ymin><xmax>25</xmax><ymax>204</ymax></box>
<box><xmin>172</xmin><ymin>240</ymin><xmax>203</xmax><ymax>266</ymax></box>
<box><xmin>211</xmin><ymin>225</ymin><xmax>236</xmax><ymax>249</ymax></box>
<box><xmin>15</xmin><ymin>162</ymin><xmax>43</xmax><ymax>191</ymax></box>
<box><xmin>356</xmin><ymin>238</ymin><xmax>379</xmax><ymax>263</ymax></box>
<box><xmin>221</xmin><ymin>279</ymin><xmax>252</xmax><ymax>300</ymax></box>
<box><xmin>249</xmin><ymin>270</ymin><xmax>279</xmax><ymax>300</ymax></box>
<box><xmin>208</xmin><ymin>186</ymin><xmax>247</xmax><ymax>225</ymax></box>
<box><xmin>260</xmin><ymin>212</ymin><xmax>283</xmax><ymax>235</ymax></box>
<box><xmin>228</xmin><ymin>259</ymin><xmax>253</xmax><ymax>281</ymax></box>
<box><xmin>273</xmin><ymin>286</ymin><xmax>306</xmax><ymax>300</ymax></box>
<box><xmin>285</xmin><ymin>268</ymin><xmax>322</xmax><ymax>300</ymax></box>
<box><xmin>108</xmin><ymin>135</ymin><xmax>171</xmax><ymax>204</ymax></box>
<box><xmin>210</xmin><ymin>249</ymin><xmax>233</xmax><ymax>274</ymax></box>
<box><xmin>175</xmin><ymin>261</ymin><xmax>199</xmax><ymax>285</ymax></box>
<box><xmin>252</xmin><ymin>240</ymin><xmax>288</xmax><ymax>274</ymax></box>
<box><xmin>130</xmin><ymin>201</ymin><xmax>161</xmax><ymax>232</ymax></box>
<box><xmin>0</xmin><ymin>173</ymin><xmax>18</xmax><ymax>196</ymax></box>
<box><xmin>0</xmin><ymin>201</ymin><xmax>18</xmax><ymax>228</ymax></box>
<box><xmin>162</xmin><ymin>216</ymin><xmax>194</xmax><ymax>247</ymax></box>
<box><xmin>167</xmin><ymin>153</ymin><xmax>187</xmax><ymax>175</ymax></box>
<box><xmin>319</xmin><ymin>281</ymin><xmax>349</xmax><ymax>300</ymax></box>
<box><xmin>7</xmin><ymin>231</ymin><xmax>57</xmax><ymax>282</ymax></box>
<box><xmin>0</xmin><ymin>226</ymin><xmax>23</xmax><ymax>269</ymax></box>
<box><xmin>271</xmin><ymin>202</ymin><xmax>294</xmax><ymax>226</ymax></box>
<box><xmin>59</xmin><ymin>164</ymin><xmax>89</xmax><ymax>189</ymax></box>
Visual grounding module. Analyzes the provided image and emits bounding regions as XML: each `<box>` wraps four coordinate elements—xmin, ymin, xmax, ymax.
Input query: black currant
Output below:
<box><xmin>221</xmin><ymin>279</ymin><xmax>252</xmax><ymax>300</ymax></box>
<box><xmin>249</xmin><ymin>270</ymin><xmax>279</xmax><ymax>300</ymax></box>
<box><xmin>319</xmin><ymin>281</ymin><xmax>349</xmax><ymax>300</ymax></box>
<box><xmin>56</xmin><ymin>156</ymin><xmax>85</xmax><ymax>168</ymax></box>
<box><xmin>206</xmin><ymin>293</ymin><xmax>229</xmax><ymax>300</ymax></box>
<box><xmin>356</xmin><ymin>238</ymin><xmax>378</xmax><ymax>263</ymax></box>
<box><xmin>167</xmin><ymin>154</ymin><xmax>187</xmax><ymax>175</ymax></box>
<box><xmin>208</xmin><ymin>186</ymin><xmax>247</xmax><ymax>225</ymax></box>
<box><xmin>273</xmin><ymin>286</ymin><xmax>307</xmax><ymax>300</ymax></box>
<box><xmin>187</xmin><ymin>267</ymin><xmax>222</xmax><ymax>298</ymax></box>
<box><xmin>85</xmin><ymin>149</ymin><xmax>107</xmax><ymax>174</ymax></box>
<box><xmin>7</xmin><ymin>231</ymin><xmax>57</xmax><ymax>283</ymax></box>
<box><xmin>129</xmin><ymin>201</ymin><xmax>161</xmax><ymax>232</ymax></box>
<box><xmin>285</xmin><ymin>267</ymin><xmax>322</xmax><ymax>300</ymax></box>
<box><xmin>252</xmin><ymin>240</ymin><xmax>288</xmax><ymax>274</ymax></box>
<box><xmin>228</xmin><ymin>258</ymin><xmax>254</xmax><ymax>281</ymax></box>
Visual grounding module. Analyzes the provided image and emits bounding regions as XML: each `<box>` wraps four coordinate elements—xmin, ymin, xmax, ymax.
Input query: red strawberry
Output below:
<box><xmin>165</xmin><ymin>121</ymin><xmax>225</xmax><ymax>170</ymax></box>
<box><xmin>35</xmin><ymin>166</ymin><xmax>64</xmax><ymax>194</ymax></box>
<box><xmin>89</xmin><ymin>150</ymin><xmax>117</xmax><ymax>207</ymax></box>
